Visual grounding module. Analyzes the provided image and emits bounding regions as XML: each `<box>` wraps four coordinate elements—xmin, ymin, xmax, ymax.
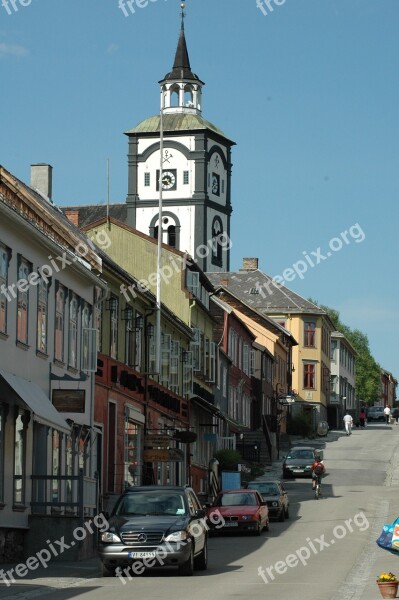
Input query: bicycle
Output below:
<box><xmin>314</xmin><ymin>475</ymin><xmax>322</xmax><ymax>499</ymax></box>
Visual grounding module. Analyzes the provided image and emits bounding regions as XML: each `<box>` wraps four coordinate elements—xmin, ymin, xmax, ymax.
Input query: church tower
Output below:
<box><xmin>125</xmin><ymin>6</ymin><xmax>235</xmax><ymax>272</ymax></box>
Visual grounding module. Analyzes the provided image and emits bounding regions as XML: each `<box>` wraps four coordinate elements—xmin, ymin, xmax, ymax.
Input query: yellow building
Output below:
<box><xmin>208</xmin><ymin>259</ymin><xmax>335</xmax><ymax>426</ymax></box>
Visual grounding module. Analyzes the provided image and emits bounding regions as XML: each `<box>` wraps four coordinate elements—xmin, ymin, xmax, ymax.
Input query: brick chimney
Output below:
<box><xmin>64</xmin><ymin>210</ymin><xmax>80</xmax><ymax>227</ymax></box>
<box><xmin>30</xmin><ymin>164</ymin><xmax>53</xmax><ymax>201</ymax></box>
<box><xmin>241</xmin><ymin>258</ymin><xmax>259</xmax><ymax>271</ymax></box>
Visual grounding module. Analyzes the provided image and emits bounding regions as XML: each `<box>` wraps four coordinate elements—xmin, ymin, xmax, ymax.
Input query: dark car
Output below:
<box><xmin>99</xmin><ymin>486</ymin><xmax>208</xmax><ymax>577</ymax></box>
<box><xmin>282</xmin><ymin>446</ymin><xmax>321</xmax><ymax>478</ymax></box>
<box><xmin>366</xmin><ymin>406</ymin><xmax>385</xmax><ymax>422</ymax></box>
<box><xmin>207</xmin><ymin>489</ymin><xmax>269</xmax><ymax>536</ymax></box>
<box><xmin>246</xmin><ymin>480</ymin><xmax>289</xmax><ymax>521</ymax></box>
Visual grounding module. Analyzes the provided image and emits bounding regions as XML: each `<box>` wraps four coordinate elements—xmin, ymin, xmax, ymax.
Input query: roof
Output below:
<box><xmin>125</xmin><ymin>113</ymin><xmax>233</xmax><ymax>142</ymax></box>
<box><xmin>206</xmin><ymin>270</ymin><xmax>328</xmax><ymax>316</ymax></box>
<box><xmin>61</xmin><ymin>204</ymin><xmax>127</xmax><ymax>228</ymax></box>
<box><xmin>161</xmin><ymin>21</ymin><xmax>202</xmax><ymax>84</ymax></box>
<box><xmin>0</xmin><ymin>165</ymin><xmax>102</xmax><ymax>273</ymax></box>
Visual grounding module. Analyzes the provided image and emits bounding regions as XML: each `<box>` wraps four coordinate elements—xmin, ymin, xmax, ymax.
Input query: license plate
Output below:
<box><xmin>292</xmin><ymin>469</ymin><xmax>304</xmax><ymax>473</ymax></box>
<box><xmin>223</xmin><ymin>522</ymin><xmax>238</xmax><ymax>527</ymax></box>
<box><xmin>128</xmin><ymin>552</ymin><xmax>156</xmax><ymax>559</ymax></box>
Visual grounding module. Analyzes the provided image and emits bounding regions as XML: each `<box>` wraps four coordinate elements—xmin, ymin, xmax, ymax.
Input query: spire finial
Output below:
<box><xmin>180</xmin><ymin>2</ymin><xmax>185</xmax><ymax>30</ymax></box>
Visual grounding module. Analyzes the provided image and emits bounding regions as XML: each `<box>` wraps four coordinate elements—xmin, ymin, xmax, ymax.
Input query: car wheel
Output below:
<box><xmin>101</xmin><ymin>563</ymin><xmax>115</xmax><ymax>577</ymax></box>
<box><xmin>279</xmin><ymin>508</ymin><xmax>285</xmax><ymax>522</ymax></box>
<box><xmin>194</xmin><ymin>540</ymin><xmax>208</xmax><ymax>571</ymax></box>
<box><xmin>254</xmin><ymin>521</ymin><xmax>261</xmax><ymax>536</ymax></box>
<box><xmin>178</xmin><ymin>546</ymin><xmax>194</xmax><ymax>576</ymax></box>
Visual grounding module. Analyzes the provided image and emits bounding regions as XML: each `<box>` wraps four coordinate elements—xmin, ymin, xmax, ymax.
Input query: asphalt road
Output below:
<box><xmin>2</xmin><ymin>422</ymin><xmax>399</xmax><ymax>600</ymax></box>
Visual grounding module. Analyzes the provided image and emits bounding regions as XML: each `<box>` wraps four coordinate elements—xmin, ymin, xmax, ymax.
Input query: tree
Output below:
<box><xmin>308</xmin><ymin>299</ymin><xmax>381</xmax><ymax>404</ymax></box>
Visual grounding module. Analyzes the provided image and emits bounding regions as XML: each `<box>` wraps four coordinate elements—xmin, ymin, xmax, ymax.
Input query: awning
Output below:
<box><xmin>0</xmin><ymin>369</ymin><xmax>71</xmax><ymax>434</ymax></box>
<box><xmin>190</xmin><ymin>395</ymin><xmax>220</xmax><ymax>415</ymax></box>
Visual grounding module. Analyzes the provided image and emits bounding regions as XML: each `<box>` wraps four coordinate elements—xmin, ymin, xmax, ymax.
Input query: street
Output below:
<box><xmin>2</xmin><ymin>423</ymin><xmax>399</xmax><ymax>600</ymax></box>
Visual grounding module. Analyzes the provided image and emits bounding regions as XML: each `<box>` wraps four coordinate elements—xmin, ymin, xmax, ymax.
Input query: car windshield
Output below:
<box><xmin>113</xmin><ymin>492</ymin><xmax>186</xmax><ymax>516</ymax></box>
<box><xmin>249</xmin><ymin>484</ymin><xmax>280</xmax><ymax>495</ymax></box>
<box><xmin>216</xmin><ymin>493</ymin><xmax>258</xmax><ymax>507</ymax></box>
<box><xmin>286</xmin><ymin>449</ymin><xmax>314</xmax><ymax>460</ymax></box>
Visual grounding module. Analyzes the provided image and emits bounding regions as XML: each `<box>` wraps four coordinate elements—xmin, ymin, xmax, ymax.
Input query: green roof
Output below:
<box><xmin>125</xmin><ymin>113</ymin><xmax>234</xmax><ymax>142</ymax></box>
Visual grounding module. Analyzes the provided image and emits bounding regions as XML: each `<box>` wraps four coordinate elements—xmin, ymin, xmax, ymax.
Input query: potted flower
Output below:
<box><xmin>376</xmin><ymin>572</ymin><xmax>399</xmax><ymax>598</ymax></box>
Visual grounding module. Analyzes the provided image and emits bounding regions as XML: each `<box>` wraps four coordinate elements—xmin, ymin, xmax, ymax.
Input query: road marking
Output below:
<box><xmin>329</xmin><ymin>498</ymin><xmax>389</xmax><ymax>600</ymax></box>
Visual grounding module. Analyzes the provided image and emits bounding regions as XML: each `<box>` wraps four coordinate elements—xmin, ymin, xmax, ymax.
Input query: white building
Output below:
<box><xmin>0</xmin><ymin>164</ymin><xmax>105</xmax><ymax>561</ymax></box>
<box><xmin>329</xmin><ymin>331</ymin><xmax>357</xmax><ymax>427</ymax></box>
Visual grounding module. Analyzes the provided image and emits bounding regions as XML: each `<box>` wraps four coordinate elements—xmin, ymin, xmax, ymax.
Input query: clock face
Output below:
<box><xmin>156</xmin><ymin>169</ymin><xmax>177</xmax><ymax>191</ymax></box>
<box><xmin>212</xmin><ymin>173</ymin><xmax>220</xmax><ymax>196</ymax></box>
<box><xmin>162</xmin><ymin>171</ymin><xmax>176</xmax><ymax>189</ymax></box>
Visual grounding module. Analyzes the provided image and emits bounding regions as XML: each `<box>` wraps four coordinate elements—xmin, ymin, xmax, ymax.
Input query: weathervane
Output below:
<box><xmin>180</xmin><ymin>2</ymin><xmax>186</xmax><ymax>28</ymax></box>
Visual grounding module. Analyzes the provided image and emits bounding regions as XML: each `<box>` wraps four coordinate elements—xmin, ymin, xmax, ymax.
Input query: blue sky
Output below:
<box><xmin>1</xmin><ymin>0</ymin><xmax>398</xmax><ymax>380</ymax></box>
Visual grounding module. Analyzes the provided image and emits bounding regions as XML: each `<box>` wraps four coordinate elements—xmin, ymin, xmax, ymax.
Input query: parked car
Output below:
<box><xmin>366</xmin><ymin>406</ymin><xmax>385</xmax><ymax>422</ymax></box>
<box><xmin>207</xmin><ymin>489</ymin><xmax>269</xmax><ymax>536</ymax></box>
<box><xmin>282</xmin><ymin>446</ymin><xmax>321</xmax><ymax>478</ymax></box>
<box><xmin>246</xmin><ymin>480</ymin><xmax>289</xmax><ymax>521</ymax></box>
<box><xmin>98</xmin><ymin>485</ymin><xmax>208</xmax><ymax>577</ymax></box>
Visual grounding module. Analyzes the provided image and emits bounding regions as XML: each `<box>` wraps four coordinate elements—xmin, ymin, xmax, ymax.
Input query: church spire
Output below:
<box><xmin>160</xmin><ymin>2</ymin><xmax>204</xmax><ymax>114</ymax></box>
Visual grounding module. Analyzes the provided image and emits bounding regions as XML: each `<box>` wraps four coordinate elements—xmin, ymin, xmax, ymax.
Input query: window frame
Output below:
<box><xmin>303</xmin><ymin>362</ymin><xmax>316</xmax><ymax>389</ymax></box>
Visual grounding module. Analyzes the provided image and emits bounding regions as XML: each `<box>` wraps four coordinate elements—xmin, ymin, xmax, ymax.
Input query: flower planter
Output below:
<box><xmin>377</xmin><ymin>581</ymin><xmax>399</xmax><ymax>598</ymax></box>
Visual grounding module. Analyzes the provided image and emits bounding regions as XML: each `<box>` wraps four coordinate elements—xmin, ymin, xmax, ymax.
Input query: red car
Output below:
<box><xmin>207</xmin><ymin>489</ymin><xmax>269</xmax><ymax>536</ymax></box>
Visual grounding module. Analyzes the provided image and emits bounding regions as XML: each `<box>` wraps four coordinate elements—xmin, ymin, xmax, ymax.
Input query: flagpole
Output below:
<box><xmin>155</xmin><ymin>85</ymin><xmax>164</xmax><ymax>375</ymax></box>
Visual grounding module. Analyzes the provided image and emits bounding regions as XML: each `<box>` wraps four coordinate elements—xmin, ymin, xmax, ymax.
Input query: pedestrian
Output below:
<box><xmin>359</xmin><ymin>408</ymin><xmax>366</xmax><ymax>429</ymax></box>
<box><xmin>384</xmin><ymin>405</ymin><xmax>391</xmax><ymax>424</ymax></box>
<box><xmin>343</xmin><ymin>413</ymin><xmax>353</xmax><ymax>435</ymax></box>
<box><xmin>392</xmin><ymin>407</ymin><xmax>399</xmax><ymax>425</ymax></box>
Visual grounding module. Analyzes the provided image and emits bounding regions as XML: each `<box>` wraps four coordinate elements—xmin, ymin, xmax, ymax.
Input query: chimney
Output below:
<box><xmin>30</xmin><ymin>164</ymin><xmax>53</xmax><ymax>201</ymax></box>
<box><xmin>241</xmin><ymin>257</ymin><xmax>259</xmax><ymax>271</ymax></box>
<box><xmin>64</xmin><ymin>210</ymin><xmax>80</xmax><ymax>227</ymax></box>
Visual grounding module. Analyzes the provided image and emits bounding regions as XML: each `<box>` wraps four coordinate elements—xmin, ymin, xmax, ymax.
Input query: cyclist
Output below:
<box><xmin>311</xmin><ymin>456</ymin><xmax>325</xmax><ymax>490</ymax></box>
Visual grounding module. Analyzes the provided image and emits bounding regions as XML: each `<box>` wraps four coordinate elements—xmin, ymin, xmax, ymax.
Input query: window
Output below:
<box><xmin>81</xmin><ymin>303</ymin><xmax>95</xmax><ymax>372</ymax></box>
<box><xmin>183</xmin><ymin>350</ymin><xmax>193</xmax><ymax>396</ymax></box>
<box><xmin>243</xmin><ymin>344</ymin><xmax>250</xmax><ymax>375</ymax></box>
<box><xmin>331</xmin><ymin>340</ymin><xmax>337</xmax><ymax>362</ymax></box>
<box><xmin>94</xmin><ymin>286</ymin><xmax>103</xmax><ymax>353</ymax></box>
<box><xmin>160</xmin><ymin>333</ymin><xmax>171</xmax><ymax>387</ymax></box>
<box><xmin>110</xmin><ymin>296</ymin><xmax>118</xmax><ymax>360</ymax></box>
<box><xmin>208</xmin><ymin>341</ymin><xmax>216</xmax><ymax>383</ymax></box>
<box><xmin>17</xmin><ymin>257</ymin><xmax>30</xmax><ymax>344</ymax></box>
<box><xmin>124</xmin><ymin>307</ymin><xmax>133</xmax><ymax>366</ymax></box>
<box><xmin>183</xmin><ymin>171</ymin><xmax>189</xmax><ymax>185</ymax></box>
<box><xmin>186</xmin><ymin>271</ymin><xmax>199</xmax><ymax>295</ymax></box>
<box><xmin>144</xmin><ymin>172</ymin><xmax>150</xmax><ymax>187</ymax></box>
<box><xmin>0</xmin><ymin>244</ymin><xmax>10</xmax><ymax>334</ymax></box>
<box><xmin>55</xmin><ymin>283</ymin><xmax>66</xmax><ymax>362</ymax></box>
<box><xmin>52</xmin><ymin>430</ymin><xmax>61</xmax><ymax>503</ymax></box>
<box><xmin>68</xmin><ymin>293</ymin><xmax>79</xmax><ymax>368</ymax></box>
<box><xmin>37</xmin><ymin>277</ymin><xmax>49</xmax><ymax>354</ymax></box>
<box><xmin>304</xmin><ymin>321</ymin><xmax>316</xmax><ymax>347</ymax></box>
<box><xmin>124</xmin><ymin>419</ymin><xmax>140</xmax><ymax>487</ymax></box>
<box><xmin>303</xmin><ymin>363</ymin><xmax>316</xmax><ymax>389</ymax></box>
<box><xmin>170</xmin><ymin>340</ymin><xmax>180</xmax><ymax>394</ymax></box>
<box><xmin>134</xmin><ymin>311</ymin><xmax>143</xmax><ymax>371</ymax></box>
<box><xmin>191</xmin><ymin>328</ymin><xmax>201</xmax><ymax>372</ymax></box>
<box><xmin>211</xmin><ymin>217</ymin><xmax>223</xmax><ymax>265</ymax></box>
<box><xmin>14</xmin><ymin>411</ymin><xmax>27</xmax><ymax>505</ymax></box>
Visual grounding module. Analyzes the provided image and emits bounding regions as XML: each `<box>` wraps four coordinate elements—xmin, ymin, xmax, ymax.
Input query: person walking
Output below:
<box><xmin>343</xmin><ymin>413</ymin><xmax>353</xmax><ymax>435</ymax></box>
<box><xmin>392</xmin><ymin>407</ymin><xmax>399</xmax><ymax>425</ymax></box>
<box><xmin>384</xmin><ymin>405</ymin><xmax>391</xmax><ymax>424</ymax></box>
<box><xmin>359</xmin><ymin>408</ymin><xmax>366</xmax><ymax>429</ymax></box>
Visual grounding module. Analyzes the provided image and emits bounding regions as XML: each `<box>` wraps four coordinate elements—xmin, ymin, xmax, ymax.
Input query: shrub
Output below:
<box><xmin>213</xmin><ymin>448</ymin><xmax>242</xmax><ymax>471</ymax></box>
<box><xmin>286</xmin><ymin>413</ymin><xmax>312</xmax><ymax>437</ymax></box>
